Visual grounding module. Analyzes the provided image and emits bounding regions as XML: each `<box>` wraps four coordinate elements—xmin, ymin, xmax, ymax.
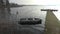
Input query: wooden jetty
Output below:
<box><xmin>41</xmin><ymin>9</ymin><xmax>60</xmax><ymax>34</ymax></box>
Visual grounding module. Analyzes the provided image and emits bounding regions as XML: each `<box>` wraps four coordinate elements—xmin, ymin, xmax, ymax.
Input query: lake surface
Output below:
<box><xmin>10</xmin><ymin>6</ymin><xmax>47</xmax><ymax>31</ymax></box>
<box><xmin>0</xmin><ymin>5</ymin><xmax>59</xmax><ymax>34</ymax></box>
<box><xmin>10</xmin><ymin>5</ymin><xmax>59</xmax><ymax>33</ymax></box>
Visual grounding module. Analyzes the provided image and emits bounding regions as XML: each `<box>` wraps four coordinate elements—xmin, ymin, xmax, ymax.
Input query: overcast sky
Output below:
<box><xmin>9</xmin><ymin>0</ymin><xmax>60</xmax><ymax>5</ymax></box>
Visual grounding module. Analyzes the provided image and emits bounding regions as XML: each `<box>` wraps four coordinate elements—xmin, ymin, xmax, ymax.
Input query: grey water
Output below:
<box><xmin>0</xmin><ymin>6</ymin><xmax>47</xmax><ymax>34</ymax></box>
<box><xmin>10</xmin><ymin>6</ymin><xmax>47</xmax><ymax>31</ymax></box>
<box><xmin>0</xmin><ymin>5</ymin><xmax>59</xmax><ymax>34</ymax></box>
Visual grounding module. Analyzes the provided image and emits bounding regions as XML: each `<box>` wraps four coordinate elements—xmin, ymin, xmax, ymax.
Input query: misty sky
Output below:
<box><xmin>9</xmin><ymin>0</ymin><xmax>60</xmax><ymax>5</ymax></box>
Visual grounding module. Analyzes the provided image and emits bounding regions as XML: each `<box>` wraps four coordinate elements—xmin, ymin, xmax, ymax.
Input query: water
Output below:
<box><xmin>0</xmin><ymin>5</ymin><xmax>59</xmax><ymax>34</ymax></box>
<box><xmin>10</xmin><ymin>6</ymin><xmax>47</xmax><ymax>31</ymax></box>
<box><xmin>11</xmin><ymin>6</ymin><xmax>60</xmax><ymax>34</ymax></box>
<box><xmin>0</xmin><ymin>6</ymin><xmax>59</xmax><ymax>34</ymax></box>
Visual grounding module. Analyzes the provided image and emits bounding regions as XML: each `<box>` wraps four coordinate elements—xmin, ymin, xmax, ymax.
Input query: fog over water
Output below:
<box><xmin>10</xmin><ymin>5</ymin><xmax>60</xmax><ymax>21</ymax></box>
<box><xmin>9</xmin><ymin>0</ymin><xmax>60</xmax><ymax>21</ymax></box>
<box><xmin>9</xmin><ymin>6</ymin><xmax>60</xmax><ymax>31</ymax></box>
<box><xmin>10</xmin><ymin>6</ymin><xmax>47</xmax><ymax>30</ymax></box>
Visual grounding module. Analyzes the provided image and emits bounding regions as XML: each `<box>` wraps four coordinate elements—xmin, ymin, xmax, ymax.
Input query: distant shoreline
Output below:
<box><xmin>10</xmin><ymin>6</ymin><xmax>23</xmax><ymax>8</ymax></box>
<box><xmin>10</xmin><ymin>5</ymin><xmax>39</xmax><ymax>8</ymax></box>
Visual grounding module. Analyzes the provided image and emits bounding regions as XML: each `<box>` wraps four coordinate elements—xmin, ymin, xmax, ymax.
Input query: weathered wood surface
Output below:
<box><xmin>45</xmin><ymin>11</ymin><xmax>60</xmax><ymax>34</ymax></box>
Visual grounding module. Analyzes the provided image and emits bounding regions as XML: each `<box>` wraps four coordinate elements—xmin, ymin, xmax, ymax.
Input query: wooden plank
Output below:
<box><xmin>41</xmin><ymin>9</ymin><xmax>58</xmax><ymax>11</ymax></box>
<box><xmin>44</xmin><ymin>11</ymin><xmax>60</xmax><ymax>34</ymax></box>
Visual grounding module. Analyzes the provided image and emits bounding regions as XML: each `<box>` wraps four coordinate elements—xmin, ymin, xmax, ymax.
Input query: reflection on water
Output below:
<box><xmin>10</xmin><ymin>6</ymin><xmax>47</xmax><ymax>31</ymax></box>
<box><xmin>0</xmin><ymin>6</ymin><xmax>46</xmax><ymax>34</ymax></box>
